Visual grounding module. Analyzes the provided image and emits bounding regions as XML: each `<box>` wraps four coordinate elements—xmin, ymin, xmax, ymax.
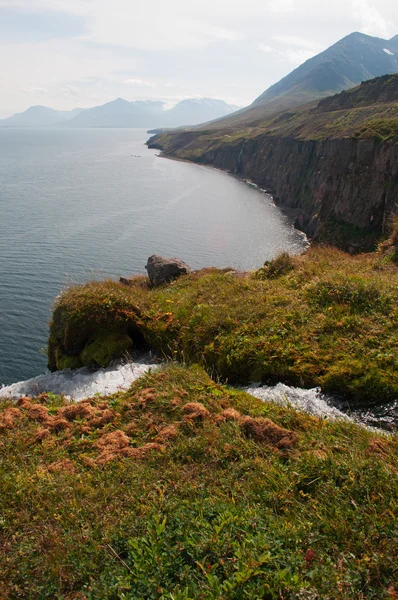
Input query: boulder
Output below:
<box><xmin>145</xmin><ymin>255</ymin><xmax>191</xmax><ymax>287</ymax></box>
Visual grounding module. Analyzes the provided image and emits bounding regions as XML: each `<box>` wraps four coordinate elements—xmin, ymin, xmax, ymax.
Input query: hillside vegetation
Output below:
<box><xmin>49</xmin><ymin>246</ymin><xmax>398</xmax><ymax>406</ymax></box>
<box><xmin>1</xmin><ymin>364</ymin><xmax>397</xmax><ymax>598</ymax></box>
<box><xmin>149</xmin><ymin>75</ymin><xmax>398</xmax><ymax>156</ymax></box>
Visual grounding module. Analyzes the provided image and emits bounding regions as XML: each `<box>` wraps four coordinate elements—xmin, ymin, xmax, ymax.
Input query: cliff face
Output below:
<box><xmin>195</xmin><ymin>135</ymin><xmax>397</xmax><ymax>250</ymax></box>
<box><xmin>149</xmin><ymin>75</ymin><xmax>398</xmax><ymax>251</ymax></box>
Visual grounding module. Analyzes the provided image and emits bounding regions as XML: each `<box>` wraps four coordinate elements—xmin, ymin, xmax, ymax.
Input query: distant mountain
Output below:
<box><xmin>253</xmin><ymin>32</ymin><xmax>398</xmax><ymax>109</ymax></box>
<box><xmin>190</xmin><ymin>32</ymin><xmax>398</xmax><ymax>131</ymax></box>
<box><xmin>1</xmin><ymin>98</ymin><xmax>238</xmax><ymax>129</ymax></box>
<box><xmin>61</xmin><ymin>97</ymin><xmax>238</xmax><ymax>128</ymax></box>
<box><xmin>0</xmin><ymin>106</ymin><xmax>83</xmax><ymax>127</ymax></box>
<box><xmin>63</xmin><ymin>98</ymin><xmax>165</xmax><ymax>128</ymax></box>
<box><xmin>162</xmin><ymin>98</ymin><xmax>238</xmax><ymax>127</ymax></box>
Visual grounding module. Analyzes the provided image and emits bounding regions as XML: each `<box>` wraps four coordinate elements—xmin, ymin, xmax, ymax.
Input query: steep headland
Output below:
<box><xmin>148</xmin><ymin>74</ymin><xmax>398</xmax><ymax>251</ymax></box>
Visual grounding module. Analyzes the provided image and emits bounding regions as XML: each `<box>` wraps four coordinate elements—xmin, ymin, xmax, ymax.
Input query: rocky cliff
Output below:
<box><xmin>149</xmin><ymin>75</ymin><xmax>398</xmax><ymax>251</ymax></box>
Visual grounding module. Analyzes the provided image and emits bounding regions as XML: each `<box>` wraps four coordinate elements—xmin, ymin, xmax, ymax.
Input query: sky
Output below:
<box><xmin>0</xmin><ymin>0</ymin><xmax>397</xmax><ymax>118</ymax></box>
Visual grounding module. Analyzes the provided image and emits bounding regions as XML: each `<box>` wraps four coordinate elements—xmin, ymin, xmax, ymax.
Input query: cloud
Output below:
<box><xmin>258</xmin><ymin>39</ymin><xmax>318</xmax><ymax>65</ymax></box>
<box><xmin>123</xmin><ymin>78</ymin><xmax>157</xmax><ymax>87</ymax></box>
<box><xmin>284</xmin><ymin>49</ymin><xmax>317</xmax><ymax>64</ymax></box>
<box><xmin>268</xmin><ymin>0</ymin><xmax>295</xmax><ymax>13</ymax></box>
<box><xmin>23</xmin><ymin>86</ymin><xmax>48</xmax><ymax>94</ymax></box>
<box><xmin>352</xmin><ymin>0</ymin><xmax>395</xmax><ymax>38</ymax></box>
<box><xmin>258</xmin><ymin>43</ymin><xmax>276</xmax><ymax>53</ymax></box>
<box><xmin>274</xmin><ymin>35</ymin><xmax>323</xmax><ymax>52</ymax></box>
<box><xmin>60</xmin><ymin>85</ymin><xmax>79</xmax><ymax>97</ymax></box>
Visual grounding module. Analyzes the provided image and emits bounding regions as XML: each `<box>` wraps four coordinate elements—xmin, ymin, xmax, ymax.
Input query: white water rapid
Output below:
<box><xmin>244</xmin><ymin>383</ymin><xmax>351</xmax><ymax>421</ymax></box>
<box><xmin>1</xmin><ymin>362</ymin><xmax>396</xmax><ymax>431</ymax></box>
<box><xmin>0</xmin><ymin>360</ymin><xmax>158</xmax><ymax>402</ymax></box>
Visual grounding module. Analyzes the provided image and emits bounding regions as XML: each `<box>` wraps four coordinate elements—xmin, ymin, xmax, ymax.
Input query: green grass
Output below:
<box><xmin>49</xmin><ymin>247</ymin><xmax>398</xmax><ymax>405</ymax></box>
<box><xmin>354</xmin><ymin>118</ymin><xmax>398</xmax><ymax>142</ymax></box>
<box><xmin>1</xmin><ymin>364</ymin><xmax>397</xmax><ymax>599</ymax></box>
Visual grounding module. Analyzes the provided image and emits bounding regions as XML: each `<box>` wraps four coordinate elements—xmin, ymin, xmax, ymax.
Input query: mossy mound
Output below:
<box><xmin>48</xmin><ymin>248</ymin><xmax>398</xmax><ymax>405</ymax></box>
<box><xmin>0</xmin><ymin>364</ymin><xmax>397</xmax><ymax>598</ymax></box>
<box><xmin>80</xmin><ymin>329</ymin><xmax>134</xmax><ymax>368</ymax></box>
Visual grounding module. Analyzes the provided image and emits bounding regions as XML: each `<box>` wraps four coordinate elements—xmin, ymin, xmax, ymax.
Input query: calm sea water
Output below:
<box><xmin>0</xmin><ymin>128</ymin><xmax>306</xmax><ymax>385</ymax></box>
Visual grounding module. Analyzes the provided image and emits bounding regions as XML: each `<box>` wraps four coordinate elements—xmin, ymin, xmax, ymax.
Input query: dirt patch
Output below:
<box><xmin>183</xmin><ymin>402</ymin><xmax>210</xmax><ymax>422</ymax></box>
<box><xmin>239</xmin><ymin>417</ymin><xmax>298</xmax><ymax>451</ymax></box>
<box><xmin>0</xmin><ymin>407</ymin><xmax>22</xmax><ymax>431</ymax></box>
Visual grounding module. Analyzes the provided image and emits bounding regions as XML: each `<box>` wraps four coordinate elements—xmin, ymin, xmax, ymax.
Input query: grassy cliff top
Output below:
<box><xmin>1</xmin><ymin>363</ymin><xmax>397</xmax><ymax>598</ymax></box>
<box><xmin>49</xmin><ymin>246</ymin><xmax>398</xmax><ymax>406</ymax></box>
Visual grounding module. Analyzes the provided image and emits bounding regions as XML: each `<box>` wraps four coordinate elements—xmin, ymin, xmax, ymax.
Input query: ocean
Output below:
<box><xmin>0</xmin><ymin>127</ymin><xmax>306</xmax><ymax>385</ymax></box>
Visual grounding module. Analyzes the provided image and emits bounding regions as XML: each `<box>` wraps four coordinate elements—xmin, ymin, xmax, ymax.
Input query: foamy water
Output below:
<box><xmin>1</xmin><ymin>362</ymin><xmax>396</xmax><ymax>431</ymax></box>
<box><xmin>244</xmin><ymin>383</ymin><xmax>351</xmax><ymax>421</ymax></box>
<box><xmin>0</xmin><ymin>360</ymin><xmax>158</xmax><ymax>401</ymax></box>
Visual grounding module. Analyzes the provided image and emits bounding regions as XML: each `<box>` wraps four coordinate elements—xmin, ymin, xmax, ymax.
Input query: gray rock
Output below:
<box><xmin>145</xmin><ymin>255</ymin><xmax>191</xmax><ymax>287</ymax></box>
<box><xmin>120</xmin><ymin>277</ymin><xmax>134</xmax><ymax>286</ymax></box>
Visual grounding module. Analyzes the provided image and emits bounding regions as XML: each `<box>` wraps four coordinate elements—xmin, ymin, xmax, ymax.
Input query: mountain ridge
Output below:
<box><xmin>186</xmin><ymin>31</ymin><xmax>398</xmax><ymax>132</ymax></box>
<box><xmin>0</xmin><ymin>98</ymin><xmax>239</xmax><ymax>129</ymax></box>
<box><xmin>0</xmin><ymin>106</ymin><xmax>84</xmax><ymax>128</ymax></box>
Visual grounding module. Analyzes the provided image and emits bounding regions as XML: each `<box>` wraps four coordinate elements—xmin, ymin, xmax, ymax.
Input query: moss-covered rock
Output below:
<box><xmin>79</xmin><ymin>329</ymin><xmax>134</xmax><ymax>368</ymax></box>
<box><xmin>56</xmin><ymin>354</ymin><xmax>83</xmax><ymax>371</ymax></box>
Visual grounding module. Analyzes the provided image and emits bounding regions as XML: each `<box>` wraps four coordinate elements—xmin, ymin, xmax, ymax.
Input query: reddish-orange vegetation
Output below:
<box><xmin>59</xmin><ymin>402</ymin><xmax>97</xmax><ymax>421</ymax></box>
<box><xmin>155</xmin><ymin>424</ymin><xmax>179</xmax><ymax>443</ymax></box>
<box><xmin>95</xmin><ymin>430</ymin><xmax>162</xmax><ymax>465</ymax></box>
<box><xmin>47</xmin><ymin>459</ymin><xmax>76</xmax><ymax>474</ymax></box>
<box><xmin>34</xmin><ymin>428</ymin><xmax>51</xmax><ymax>442</ymax></box>
<box><xmin>46</xmin><ymin>417</ymin><xmax>70</xmax><ymax>433</ymax></box>
<box><xmin>0</xmin><ymin>407</ymin><xmax>22</xmax><ymax>430</ymax></box>
<box><xmin>89</xmin><ymin>409</ymin><xmax>115</xmax><ymax>429</ymax></box>
<box><xmin>16</xmin><ymin>396</ymin><xmax>32</xmax><ymax>408</ymax></box>
<box><xmin>239</xmin><ymin>416</ymin><xmax>298</xmax><ymax>451</ymax></box>
<box><xmin>216</xmin><ymin>408</ymin><xmax>241</xmax><ymax>423</ymax></box>
<box><xmin>366</xmin><ymin>438</ymin><xmax>392</xmax><ymax>458</ymax></box>
<box><xmin>136</xmin><ymin>388</ymin><xmax>158</xmax><ymax>406</ymax></box>
<box><xmin>27</xmin><ymin>404</ymin><xmax>50</xmax><ymax>422</ymax></box>
<box><xmin>183</xmin><ymin>402</ymin><xmax>210</xmax><ymax>422</ymax></box>
<box><xmin>305</xmin><ymin>548</ymin><xmax>317</xmax><ymax>567</ymax></box>
<box><xmin>125</xmin><ymin>421</ymin><xmax>137</xmax><ymax>436</ymax></box>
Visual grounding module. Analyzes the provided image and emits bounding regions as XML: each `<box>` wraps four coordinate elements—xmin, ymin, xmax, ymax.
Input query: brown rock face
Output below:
<box><xmin>145</xmin><ymin>255</ymin><xmax>191</xmax><ymax>287</ymax></box>
<box><xmin>196</xmin><ymin>136</ymin><xmax>398</xmax><ymax>251</ymax></box>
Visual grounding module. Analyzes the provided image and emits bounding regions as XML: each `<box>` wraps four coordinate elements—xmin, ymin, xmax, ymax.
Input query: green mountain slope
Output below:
<box><xmin>189</xmin><ymin>32</ymin><xmax>398</xmax><ymax>132</ymax></box>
